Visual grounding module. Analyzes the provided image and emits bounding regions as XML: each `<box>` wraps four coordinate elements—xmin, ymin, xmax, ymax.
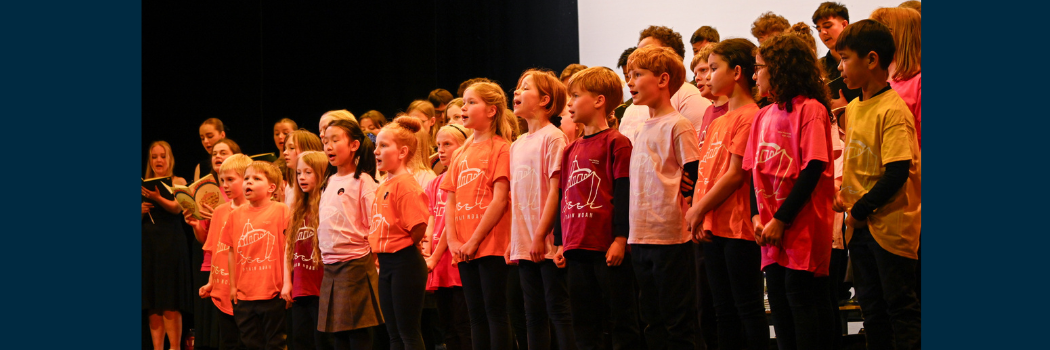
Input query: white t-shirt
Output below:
<box><xmin>628</xmin><ymin>111</ymin><xmax>701</xmax><ymax>245</ymax></box>
<box><xmin>317</xmin><ymin>172</ymin><xmax>378</xmax><ymax>264</ymax></box>
<box><xmin>619</xmin><ymin>82</ymin><xmax>711</xmax><ymax>142</ymax></box>
<box><xmin>507</xmin><ymin>124</ymin><xmax>567</xmax><ymax>261</ymax></box>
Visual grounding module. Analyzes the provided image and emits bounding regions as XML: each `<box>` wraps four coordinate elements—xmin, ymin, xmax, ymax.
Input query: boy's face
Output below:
<box><xmin>837</xmin><ymin>47</ymin><xmax>873</xmax><ymax>90</ymax></box>
<box><xmin>693</xmin><ymin>60</ymin><xmax>714</xmax><ymax>99</ymax></box>
<box><xmin>691</xmin><ymin>40</ymin><xmax>710</xmax><ymax>56</ymax></box>
<box><xmin>242</xmin><ymin>167</ymin><xmax>275</xmax><ymax>204</ymax></box>
<box><xmin>706</xmin><ymin>53</ymin><xmax>737</xmax><ymax>98</ymax></box>
<box><xmin>626</xmin><ymin>67</ymin><xmax>664</xmax><ymax>107</ymax></box>
<box><xmin>568</xmin><ymin>86</ymin><xmax>602</xmax><ymax>124</ymax></box>
<box><xmin>816</xmin><ymin>16</ymin><xmax>848</xmax><ymax>51</ymax></box>
<box><xmin>220</xmin><ymin>169</ymin><xmax>245</xmax><ymax>201</ymax></box>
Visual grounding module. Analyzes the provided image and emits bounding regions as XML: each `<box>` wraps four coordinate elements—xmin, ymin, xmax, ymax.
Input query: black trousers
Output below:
<box><xmin>506</xmin><ymin>265</ymin><xmax>528</xmax><ymax>350</ymax></box>
<box><xmin>458</xmin><ymin>256</ymin><xmax>512</xmax><ymax>350</ymax></box>
<box><xmin>847</xmin><ymin>226</ymin><xmax>921</xmax><ymax>350</ymax></box>
<box><xmin>292</xmin><ymin>296</ymin><xmax>333</xmax><ymax>350</ymax></box>
<box><xmin>565</xmin><ymin>249</ymin><xmax>641</xmax><ymax>350</ymax></box>
<box><xmin>765</xmin><ymin>263</ymin><xmax>835</xmax><ymax>350</ymax></box>
<box><xmin>233</xmin><ymin>297</ymin><xmax>287</xmax><ymax>350</ymax></box>
<box><xmin>435</xmin><ymin>287</ymin><xmax>472</xmax><ymax>350</ymax></box>
<box><xmin>217</xmin><ymin>310</ymin><xmax>244</xmax><ymax>350</ymax></box>
<box><xmin>377</xmin><ymin>246</ymin><xmax>428</xmax><ymax>350</ymax></box>
<box><xmin>518</xmin><ymin>259</ymin><xmax>577</xmax><ymax>350</ymax></box>
<box><xmin>693</xmin><ymin>242</ymin><xmax>716</xmax><ymax>350</ymax></box>
<box><xmin>631</xmin><ymin>243</ymin><xmax>698</xmax><ymax>350</ymax></box>
<box><xmin>330</xmin><ymin>328</ymin><xmax>372</xmax><ymax>350</ymax></box>
<box><xmin>703</xmin><ymin>236</ymin><xmax>768</xmax><ymax>350</ymax></box>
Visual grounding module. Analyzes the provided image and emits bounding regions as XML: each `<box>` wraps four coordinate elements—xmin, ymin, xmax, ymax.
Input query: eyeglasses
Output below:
<box><xmin>754</xmin><ymin>64</ymin><xmax>767</xmax><ymax>71</ymax></box>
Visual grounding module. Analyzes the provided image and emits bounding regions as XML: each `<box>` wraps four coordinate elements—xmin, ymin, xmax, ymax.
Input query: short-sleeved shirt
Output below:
<box><xmin>698</xmin><ymin>102</ymin><xmax>729</xmax><ymax>149</ymax></box>
<box><xmin>695</xmin><ymin>103</ymin><xmax>760</xmax><ymax>241</ymax></box>
<box><xmin>439</xmin><ymin>136</ymin><xmax>512</xmax><ymax>261</ymax></box>
<box><xmin>560</xmin><ymin>128</ymin><xmax>633</xmax><ymax>252</ymax></box>
<box><xmin>317</xmin><ymin>172</ymin><xmax>378</xmax><ymax>264</ymax></box>
<box><xmin>369</xmin><ymin>173</ymin><xmax>430</xmax><ymax>253</ymax></box>
<box><xmin>291</xmin><ymin>222</ymin><xmax>323</xmax><ymax>298</ymax></box>
<box><xmin>841</xmin><ymin>89</ymin><xmax>922</xmax><ymax>259</ymax></box>
<box><xmin>509</xmin><ymin>124</ymin><xmax>567</xmax><ymax>261</ymax></box>
<box><xmin>203</xmin><ymin>202</ymin><xmax>235</xmax><ymax>315</ymax></box>
<box><xmin>628</xmin><ymin>111</ymin><xmax>702</xmax><ymax>244</ymax></box>
<box><xmin>890</xmin><ymin>73</ymin><xmax>921</xmax><ymax>148</ymax></box>
<box><xmin>743</xmin><ymin>97</ymin><xmax>835</xmax><ymax>276</ymax></box>
<box><xmin>219</xmin><ymin>202</ymin><xmax>290</xmax><ymax>301</ymax></box>
<box><xmin>618</xmin><ymin>83</ymin><xmax>713</xmax><ymax>141</ymax></box>
<box><xmin>426</xmin><ymin>173</ymin><xmax>462</xmax><ymax>289</ymax></box>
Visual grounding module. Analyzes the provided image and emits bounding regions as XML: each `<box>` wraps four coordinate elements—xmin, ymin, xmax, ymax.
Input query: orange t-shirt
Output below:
<box><xmin>219</xmin><ymin>201</ymin><xmax>290</xmax><ymax>301</ymax></box>
<box><xmin>369</xmin><ymin>173</ymin><xmax>430</xmax><ymax>253</ymax></box>
<box><xmin>203</xmin><ymin>202</ymin><xmax>235</xmax><ymax>315</ymax></box>
<box><xmin>695</xmin><ymin>103</ymin><xmax>759</xmax><ymax>241</ymax></box>
<box><xmin>439</xmin><ymin>136</ymin><xmax>512</xmax><ymax>261</ymax></box>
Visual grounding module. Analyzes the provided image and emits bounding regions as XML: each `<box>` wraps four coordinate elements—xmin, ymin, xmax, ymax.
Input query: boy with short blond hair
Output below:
<box><xmin>835</xmin><ymin>19</ymin><xmax>921</xmax><ymax>350</ymax></box>
<box><xmin>625</xmin><ymin>45</ymin><xmax>701</xmax><ymax>349</ymax></box>
<box><xmin>555</xmin><ymin>66</ymin><xmax>641</xmax><ymax>349</ymax></box>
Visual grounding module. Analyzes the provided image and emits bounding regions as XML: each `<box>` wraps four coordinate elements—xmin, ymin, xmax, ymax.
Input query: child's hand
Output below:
<box><xmin>448</xmin><ymin>241</ymin><xmax>462</xmax><ymax>263</ymax></box>
<box><xmin>761</xmin><ymin>218</ymin><xmax>785</xmax><ymax>248</ymax></box>
<box><xmin>230</xmin><ymin>287</ymin><xmax>238</xmax><ymax>305</ymax></box>
<box><xmin>281</xmin><ymin>284</ymin><xmax>293</xmax><ymax>305</ymax></box>
<box><xmin>553</xmin><ymin>246</ymin><xmax>566</xmax><ymax>268</ymax></box>
<box><xmin>426</xmin><ymin>256</ymin><xmax>438</xmax><ymax>273</ymax></box>
<box><xmin>142</xmin><ymin>185</ymin><xmax>163</xmax><ymax>202</ymax></box>
<box><xmin>528</xmin><ymin>236</ymin><xmax>546</xmax><ymax>263</ymax></box>
<box><xmin>199</xmin><ymin>283</ymin><xmax>212</xmax><ymax>298</ymax></box>
<box><xmin>460</xmin><ymin>239</ymin><xmax>480</xmax><ymax>262</ymax></box>
<box><xmin>752</xmin><ymin>215</ymin><xmax>765</xmax><ymax>245</ymax></box>
<box><xmin>142</xmin><ymin>202</ymin><xmax>154</xmax><ymax>215</ymax></box>
<box><xmin>686</xmin><ymin>207</ymin><xmax>706</xmax><ymax>243</ymax></box>
<box><xmin>832</xmin><ymin>192</ymin><xmax>846</xmax><ymax>212</ymax></box>
<box><xmin>183</xmin><ymin>209</ymin><xmax>200</xmax><ymax>226</ymax></box>
<box><xmin>831</xmin><ymin>89</ymin><xmax>848</xmax><ymax>110</ymax></box>
<box><xmin>606</xmin><ymin>240</ymin><xmax>625</xmax><ymax>267</ymax></box>
<box><xmin>680</xmin><ymin>177</ymin><xmax>696</xmax><ymax>198</ymax></box>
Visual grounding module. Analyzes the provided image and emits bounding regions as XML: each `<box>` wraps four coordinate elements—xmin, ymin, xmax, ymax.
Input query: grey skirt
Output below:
<box><xmin>317</xmin><ymin>253</ymin><xmax>384</xmax><ymax>332</ymax></box>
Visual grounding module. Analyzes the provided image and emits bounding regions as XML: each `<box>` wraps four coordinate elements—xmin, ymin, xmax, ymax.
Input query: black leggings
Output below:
<box><xmin>331</xmin><ymin>328</ymin><xmax>373</xmax><ymax>350</ymax></box>
<box><xmin>703</xmin><ymin>236</ymin><xmax>769</xmax><ymax>350</ymax></box>
<box><xmin>458</xmin><ymin>256</ymin><xmax>512</xmax><ymax>350</ymax></box>
<box><xmin>518</xmin><ymin>259</ymin><xmax>577</xmax><ymax>350</ymax></box>
<box><xmin>292</xmin><ymin>296</ymin><xmax>333</xmax><ymax>350</ymax></box>
<box><xmin>435</xmin><ymin>287</ymin><xmax>472</xmax><ymax>350</ymax></box>
<box><xmin>765</xmin><ymin>263</ymin><xmax>835</xmax><ymax>350</ymax></box>
<box><xmin>377</xmin><ymin>245</ymin><xmax>428</xmax><ymax>350</ymax></box>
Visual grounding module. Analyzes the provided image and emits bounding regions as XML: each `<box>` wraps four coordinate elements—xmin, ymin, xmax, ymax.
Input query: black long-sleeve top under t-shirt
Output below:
<box><xmin>553</xmin><ymin>130</ymin><xmax>633</xmax><ymax>246</ymax></box>
<box><xmin>750</xmin><ymin>159</ymin><xmax>825</xmax><ymax>223</ymax></box>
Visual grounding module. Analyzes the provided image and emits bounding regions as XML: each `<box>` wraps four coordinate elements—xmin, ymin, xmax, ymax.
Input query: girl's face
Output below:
<box><xmin>296</xmin><ymin>158</ymin><xmax>318</xmax><ymax>193</ymax></box>
<box><xmin>513</xmin><ymin>74</ymin><xmax>548</xmax><ymax>119</ymax></box>
<box><xmin>318</xmin><ymin>116</ymin><xmax>332</xmax><ymax>139</ymax></box>
<box><xmin>461</xmin><ymin>88</ymin><xmax>495</xmax><ymax>131</ymax></box>
<box><xmin>753</xmin><ymin>53</ymin><xmax>771</xmax><ymax>98</ymax></box>
<box><xmin>273</xmin><ymin>122</ymin><xmax>294</xmax><ymax>152</ymax></box>
<box><xmin>435</xmin><ymin>131</ymin><xmax>462</xmax><ymax>167</ymax></box>
<box><xmin>282</xmin><ymin>136</ymin><xmax>299</xmax><ymax>168</ymax></box>
<box><xmin>199</xmin><ymin>124</ymin><xmax>225</xmax><ymax>154</ymax></box>
<box><xmin>211</xmin><ymin>142</ymin><xmax>233</xmax><ymax>174</ymax></box>
<box><xmin>149</xmin><ymin>145</ymin><xmax>171</xmax><ymax>176</ymax></box>
<box><xmin>706</xmin><ymin>53</ymin><xmax>737</xmax><ymax>98</ymax></box>
<box><xmin>446</xmin><ymin>105</ymin><xmax>464</xmax><ymax>126</ymax></box>
<box><xmin>373</xmin><ymin>129</ymin><xmax>404</xmax><ymax>172</ymax></box>
<box><xmin>242</xmin><ymin>167</ymin><xmax>275</xmax><ymax>203</ymax></box>
<box><xmin>219</xmin><ymin>169</ymin><xmax>245</xmax><ymax>200</ymax></box>
<box><xmin>408</xmin><ymin>110</ymin><xmax>434</xmax><ymax>129</ymax></box>
<box><xmin>323</xmin><ymin>126</ymin><xmax>360</xmax><ymax>167</ymax></box>
<box><xmin>360</xmin><ymin>118</ymin><xmax>378</xmax><ymax>135</ymax></box>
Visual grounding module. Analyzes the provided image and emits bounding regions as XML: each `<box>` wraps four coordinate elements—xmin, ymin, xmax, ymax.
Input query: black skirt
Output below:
<box><xmin>142</xmin><ymin>208</ymin><xmax>192</xmax><ymax>312</ymax></box>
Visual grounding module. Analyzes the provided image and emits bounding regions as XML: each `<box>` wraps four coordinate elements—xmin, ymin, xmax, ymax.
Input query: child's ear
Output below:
<box><xmin>866</xmin><ymin>51</ymin><xmax>880</xmax><ymax>70</ymax></box>
<box><xmin>732</xmin><ymin>64</ymin><xmax>743</xmax><ymax>82</ymax></box>
<box><xmin>487</xmin><ymin>104</ymin><xmax>498</xmax><ymax>119</ymax></box>
<box><xmin>539</xmin><ymin>94</ymin><xmax>551</xmax><ymax>109</ymax></box>
<box><xmin>349</xmin><ymin>139</ymin><xmax>361</xmax><ymax>153</ymax></box>
<box><xmin>658</xmin><ymin>72</ymin><xmax>670</xmax><ymax>88</ymax></box>
<box><xmin>399</xmin><ymin>145</ymin><xmax>410</xmax><ymax>160</ymax></box>
<box><xmin>594</xmin><ymin>94</ymin><xmax>606</xmax><ymax>110</ymax></box>
<box><xmin>267</xmin><ymin>181</ymin><xmax>277</xmax><ymax>195</ymax></box>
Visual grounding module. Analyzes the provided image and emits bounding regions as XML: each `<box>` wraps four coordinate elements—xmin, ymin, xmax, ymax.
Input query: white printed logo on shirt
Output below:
<box><xmin>293</xmin><ymin>226</ymin><xmax>319</xmax><ymax>263</ymax></box>
<box><xmin>842</xmin><ymin>139</ymin><xmax>877</xmax><ymax>196</ymax></box>
<box><xmin>237</xmin><ymin>220</ymin><xmax>276</xmax><ymax>264</ymax></box>
<box><xmin>754</xmin><ymin>141</ymin><xmax>794</xmax><ymax>203</ymax></box>
<box><xmin>630</xmin><ymin>152</ymin><xmax>657</xmax><ymax>209</ymax></box>
<box><xmin>455</xmin><ymin>158</ymin><xmax>489</xmax><ymax>211</ymax></box>
<box><xmin>565</xmin><ymin>156</ymin><xmax>602</xmax><ymax>210</ymax></box>
<box><xmin>513</xmin><ymin>165</ymin><xmax>540</xmax><ymax>211</ymax></box>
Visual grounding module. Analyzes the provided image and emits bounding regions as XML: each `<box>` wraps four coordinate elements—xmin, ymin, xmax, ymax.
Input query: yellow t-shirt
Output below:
<box><xmin>841</xmin><ymin>89</ymin><xmax>921</xmax><ymax>259</ymax></box>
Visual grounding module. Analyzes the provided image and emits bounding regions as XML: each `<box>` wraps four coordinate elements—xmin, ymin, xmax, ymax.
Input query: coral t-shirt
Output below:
<box><xmin>628</xmin><ymin>111</ymin><xmax>702</xmax><ymax>245</ymax></box>
<box><xmin>889</xmin><ymin>73</ymin><xmax>921</xmax><ymax>148</ymax></box>
<box><xmin>743</xmin><ymin>97</ymin><xmax>834</xmax><ymax>276</ymax></box>
<box><xmin>370</xmin><ymin>173</ymin><xmax>430</xmax><ymax>253</ymax></box>
<box><xmin>317</xmin><ymin>172</ymin><xmax>378</xmax><ymax>264</ymax></box>
<box><xmin>439</xmin><ymin>136</ymin><xmax>512</xmax><ymax>261</ymax></box>
<box><xmin>509</xmin><ymin>124</ymin><xmax>567</xmax><ymax>261</ymax></box>
<box><xmin>203</xmin><ymin>202</ymin><xmax>236</xmax><ymax>315</ymax></box>
<box><xmin>560</xmin><ymin>128</ymin><xmax>633</xmax><ymax>252</ymax></box>
<box><xmin>220</xmin><ymin>202</ymin><xmax>290</xmax><ymax>301</ymax></box>
<box><xmin>425</xmin><ymin>173</ymin><xmax>461</xmax><ymax>290</ymax></box>
<box><xmin>291</xmin><ymin>220</ymin><xmax>323</xmax><ymax>298</ymax></box>
<box><xmin>841</xmin><ymin>89</ymin><xmax>922</xmax><ymax>259</ymax></box>
<box><xmin>694</xmin><ymin>103</ymin><xmax>759</xmax><ymax>241</ymax></box>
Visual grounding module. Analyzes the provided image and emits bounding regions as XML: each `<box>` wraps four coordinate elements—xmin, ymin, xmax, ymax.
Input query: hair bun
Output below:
<box><xmin>393</xmin><ymin>115</ymin><xmax>423</xmax><ymax>133</ymax></box>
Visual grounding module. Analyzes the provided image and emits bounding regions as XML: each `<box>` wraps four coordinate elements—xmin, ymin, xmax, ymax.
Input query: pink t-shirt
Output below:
<box><xmin>509</xmin><ymin>124</ymin><xmax>567</xmax><ymax>261</ymax></box>
<box><xmin>219</xmin><ymin>202</ymin><xmax>290</xmax><ymax>301</ymax></box>
<box><xmin>618</xmin><ymin>83</ymin><xmax>712</xmax><ymax>141</ymax></box>
<box><xmin>425</xmin><ymin>173</ymin><xmax>462</xmax><ymax>290</ymax></box>
<box><xmin>291</xmin><ymin>221</ymin><xmax>324</xmax><ymax>298</ymax></box>
<box><xmin>560</xmin><ymin>128</ymin><xmax>633</xmax><ymax>252</ymax></box>
<box><xmin>890</xmin><ymin>73</ymin><xmax>921</xmax><ymax>148</ymax></box>
<box><xmin>317</xmin><ymin>172</ymin><xmax>378</xmax><ymax>264</ymax></box>
<box><xmin>203</xmin><ymin>202</ymin><xmax>235</xmax><ymax>315</ymax></box>
<box><xmin>628</xmin><ymin>111</ymin><xmax>702</xmax><ymax>245</ymax></box>
<box><xmin>743</xmin><ymin>97</ymin><xmax>834</xmax><ymax>276</ymax></box>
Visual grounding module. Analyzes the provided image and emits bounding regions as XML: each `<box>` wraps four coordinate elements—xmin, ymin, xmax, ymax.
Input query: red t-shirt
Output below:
<box><xmin>743</xmin><ymin>97</ymin><xmax>834</xmax><ymax>276</ymax></box>
<box><xmin>203</xmin><ymin>202</ymin><xmax>235</xmax><ymax>315</ymax></box>
<box><xmin>219</xmin><ymin>202</ymin><xmax>290</xmax><ymax>301</ymax></box>
<box><xmin>369</xmin><ymin>173</ymin><xmax>430</xmax><ymax>253</ymax></box>
<box><xmin>425</xmin><ymin>173</ymin><xmax>462</xmax><ymax>290</ymax></box>
<box><xmin>291</xmin><ymin>220</ymin><xmax>323</xmax><ymax>298</ymax></box>
<box><xmin>560</xmin><ymin>128</ymin><xmax>633</xmax><ymax>252</ymax></box>
<box><xmin>698</xmin><ymin>102</ymin><xmax>729</xmax><ymax>149</ymax></box>
<box><xmin>439</xmin><ymin>136</ymin><xmax>512</xmax><ymax>262</ymax></box>
<box><xmin>695</xmin><ymin>103</ymin><xmax>760</xmax><ymax>240</ymax></box>
<box><xmin>890</xmin><ymin>73</ymin><xmax>921</xmax><ymax>148</ymax></box>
